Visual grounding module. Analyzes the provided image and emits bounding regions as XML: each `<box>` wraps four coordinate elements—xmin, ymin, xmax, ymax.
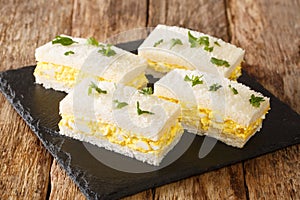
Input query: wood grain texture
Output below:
<box><xmin>155</xmin><ymin>164</ymin><xmax>247</xmax><ymax>200</ymax></box>
<box><xmin>0</xmin><ymin>95</ymin><xmax>52</xmax><ymax>200</ymax></box>
<box><xmin>227</xmin><ymin>0</ymin><xmax>300</xmax><ymax>114</ymax></box>
<box><xmin>49</xmin><ymin>160</ymin><xmax>86</xmax><ymax>200</ymax></box>
<box><xmin>0</xmin><ymin>0</ymin><xmax>73</xmax><ymax>199</ymax></box>
<box><xmin>71</xmin><ymin>0</ymin><xmax>148</xmax><ymax>43</ymax></box>
<box><xmin>227</xmin><ymin>0</ymin><xmax>300</xmax><ymax>199</ymax></box>
<box><xmin>148</xmin><ymin>0</ymin><xmax>229</xmax><ymax>41</ymax></box>
<box><xmin>244</xmin><ymin>145</ymin><xmax>300</xmax><ymax>200</ymax></box>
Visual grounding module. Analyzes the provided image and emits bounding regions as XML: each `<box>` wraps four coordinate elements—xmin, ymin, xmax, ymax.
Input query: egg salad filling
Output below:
<box><xmin>228</xmin><ymin>65</ymin><xmax>242</xmax><ymax>80</ymax></box>
<box><xmin>59</xmin><ymin>115</ymin><xmax>183</xmax><ymax>155</ymax></box>
<box><xmin>34</xmin><ymin>62</ymin><xmax>148</xmax><ymax>89</ymax></box>
<box><xmin>147</xmin><ymin>59</ymin><xmax>189</xmax><ymax>73</ymax></box>
<box><xmin>147</xmin><ymin>59</ymin><xmax>242</xmax><ymax>80</ymax></box>
<box><xmin>156</xmin><ymin>96</ymin><xmax>269</xmax><ymax>140</ymax></box>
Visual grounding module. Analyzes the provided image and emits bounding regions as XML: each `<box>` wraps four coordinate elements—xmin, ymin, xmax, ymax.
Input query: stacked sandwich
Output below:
<box><xmin>34</xmin><ymin>35</ymin><xmax>148</xmax><ymax>93</ymax></box>
<box><xmin>34</xmin><ymin>25</ymin><xmax>270</xmax><ymax>166</ymax></box>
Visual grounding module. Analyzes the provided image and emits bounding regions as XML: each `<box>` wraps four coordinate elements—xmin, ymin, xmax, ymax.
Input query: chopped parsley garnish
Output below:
<box><xmin>184</xmin><ymin>74</ymin><xmax>204</xmax><ymax>87</ymax></box>
<box><xmin>204</xmin><ymin>46</ymin><xmax>214</xmax><ymax>52</ymax></box>
<box><xmin>249</xmin><ymin>94</ymin><xmax>265</xmax><ymax>108</ymax></box>
<box><xmin>136</xmin><ymin>101</ymin><xmax>154</xmax><ymax>115</ymax></box>
<box><xmin>113</xmin><ymin>100</ymin><xmax>128</xmax><ymax>109</ymax></box>
<box><xmin>98</xmin><ymin>44</ymin><xmax>116</xmax><ymax>57</ymax></box>
<box><xmin>64</xmin><ymin>51</ymin><xmax>74</xmax><ymax>56</ymax></box>
<box><xmin>188</xmin><ymin>31</ymin><xmax>198</xmax><ymax>48</ymax></box>
<box><xmin>87</xmin><ymin>37</ymin><xmax>99</xmax><ymax>46</ymax></box>
<box><xmin>153</xmin><ymin>39</ymin><xmax>163</xmax><ymax>47</ymax></box>
<box><xmin>214</xmin><ymin>41</ymin><xmax>221</xmax><ymax>47</ymax></box>
<box><xmin>229</xmin><ymin>85</ymin><xmax>238</xmax><ymax>95</ymax></box>
<box><xmin>198</xmin><ymin>36</ymin><xmax>209</xmax><ymax>47</ymax></box>
<box><xmin>210</xmin><ymin>57</ymin><xmax>230</xmax><ymax>68</ymax></box>
<box><xmin>209</xmin><ymin>83</ymin><xmax>222</xmax><ymax>91</ymax></box>
<box><xmin>170</xmin><ymin>38</ymin><xmax>183</xmax><ymax>49</ymax></box>
<box><xmin>88</xmin><ymin>82</ymin><xmax>107</xmax><ymax>95</ymax></box>
<box><xmin>52</xmin><ymin>36</ymin><xmax>78</xmax><ymax>46</ymax></box>
<box><xmin>139</xmin><ymin>87</ymin><xmax>153</xmax><ymax>95</ymax></box>
<box><xmin>188</xmin><ymin>31</ymin><xmax>214</xmax><ymax>52</ymax></box>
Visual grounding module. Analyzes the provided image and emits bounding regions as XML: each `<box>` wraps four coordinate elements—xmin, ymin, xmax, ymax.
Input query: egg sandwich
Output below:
<box><xmin>138</xmin><ymin>25</ymin><xmax>245</xmax><ymax>79</ymax></box>
<box><xmin>58</xmin><ymin>80</ymin><xmax>183</xmax><ymax>166</ymax></box>
<box><xmin>154</xmin><ymin>69</ymin><xmax>270</xmax><ymax>148</ymax></box>
<box><xmin>34</xmin><ymin>35</ymin><xmax>148</xmax><ymax>93</ymax></box>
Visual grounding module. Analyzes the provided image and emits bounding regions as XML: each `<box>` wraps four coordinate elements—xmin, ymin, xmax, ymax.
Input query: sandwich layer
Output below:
<box><xmin>138</xmin><ymin>24</ymin><xmax>245</xmax><ymax>79</ymax></box>
<box><xmin>59</xmin><ymin>81</ymin><xmax>183</xmax><ymax>165</ymax></box>
<box><xmin>34</xmin><ymin>62</ymin><xmax>147</xmax><ymax>93</ymax></box>
<box><xmin>154</xmin><ymin>69</ymin><xmax>270</xmax><ymax>148</ymax></box>
<box><xmin>34</xmin><ymin>35</ymin><xmax>148</xmax><ymax>92</ymax></box>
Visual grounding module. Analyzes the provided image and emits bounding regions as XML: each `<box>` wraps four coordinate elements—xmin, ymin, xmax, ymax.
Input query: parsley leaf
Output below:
<box><xmin>113</xmin><ymin>100</ymin><xmax>128</xmax><ymax>109</ymax></box>
<box><xmin>229</xmin><ymin>85</ymin><xmax>238</xmax><ymax>95</ymax></box>
<box><xmin>198</xmin><ymin>36</ymin><xmax>209</xmax><ymax>47</ymax></box>
<box><xmin>214</xmin><ymin>41</ymin><xmax>221</xmax><ymax>47</ymax></box>
<box><xmin>249</xmin><ymin>94</ymin><xmax>265</xmax><ymax>108</ymax></box>
<box><xmin>188</xmin><ymin>31</ymin><xmax>198</xmax><ymax>48</ymax></box>
<box><xmin>136</xmin><ymin>101</ymin><xmax>154</xmax><ymax>115</ymax></box>
<box><xmin>153</xmin><ymin>39</ymin><xmax>163</xmax><ymax>47</ymax></box>
<box><xmin>98</xmin><ymin>44</ymin><xmax>116</xmax><ymax>57</ymax></box>
<box><xmin>64</xmin><ymin>51</ymin><xmax>75</xmax><ymax>56</ymax></box>
<box><xmin>209</xmin><ymin>83</ymin><xmax>222</xmax><ymax>91</ymax></box>
<box><xmin>187</xmin><ymin>31</ymin><xmax>215</xmax><ymax>52</ymax></box>
<box><xmin>52</xmin><ymin>36</ymin><xmax>78</xmax><ymax>46</ymax></box>
<box><xmin>184</xmin><ymin>75</ymin><xmax>204</xmax><ymax>87</ymax></box>
<box><xmin>87</xmin><ymin>37</ymin><xmax>99</xmax><ymax>46</ymax></box>
<box><xmin>170</xmin><ymin>38</ymin><xmax>183</xmax><ymax>49</ymax></box>
<box><xmin>88</xmin><ymin>82</ymin><xmax>107</xmax><ymax>95</ymax></box>
<box><xmin>210</xmin><ymin>57</ymin><xmax>230</xmax><ymax>68</ymax></box>
<box><xmin>139</xmin><ymin>87</ymin><xmax>153</xmax><ymax>95</ymax></box>
<box><xmin>204</xmin><ymin>46</ymin><xmax>214</xmax><ymax>52</ymax></box>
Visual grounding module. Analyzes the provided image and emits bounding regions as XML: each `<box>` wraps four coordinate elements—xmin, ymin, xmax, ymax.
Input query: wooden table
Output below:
<box><xmin>0</xmin><ymin>0</ymin><xmax>299</xmax><ymax>199</ymax></box>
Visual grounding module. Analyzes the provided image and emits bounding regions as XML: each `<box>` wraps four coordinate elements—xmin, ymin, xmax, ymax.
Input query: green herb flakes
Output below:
<box><xmin>209</xmin><ymin>83</ymin><xmax>222</xmax><ymax>91</ymax></box>
<box><xmin>87</xmin><ymin>37</ymin><xmax>99</xmax><ymax>46</ymax></box>
<box><xmin>136</xmin><ymin>101</ymin><xmax>154</xmax><ymax>115</ymax></box>
<box><xmin>153</xmin><ymin>39</ymin><xmax>163</xmax><ymax>47</ymax></box>
<box><xmin>139</xmin><ymin>87</ymin><xmax>153</xmax><ymax>95</ymax></box>
<box><xmin>170</xmin><ymin>38</ymin><xmax>183</xmax><ymax>49</ymax></box>
<box><xmin>52</xmin><ymin>36</ymin><xmax>78</xmax><ymax>46</ymax></box>
<box><xmin>229</xmin><ymin>85</ymin><xmax>238</xmax><ymax>95</ymax></box>
<box><xmin>64</xmin><ymin>51</ymin><xmax>74</xmax><ymax>56</ymax></box>
<box><xmin>88</xmin><ymin>82</ymin><xmax>107</xmax><ymax>95</ymax></box>
<box><xmin>210</xmin><ymin>57</ymin><xmax>230</xmax><ymax>68</ymax></box>
<box><xmin>113</xmin><ymin>100</ymin><xmax>128</xmax><ymax>109</ymax></box>
<box><xmin>249</xmin><ymin>94</ymin><xmax>265</xmax><ymax>108</ymax></box>
<box><xmin>184</xmin><ymin>74</ymin><xmax>204</xmax><ymax>87</ymax></box>
<box><xmin>98</xmin><ymin>44</ymin><xmax>116</xmax><ymax>57</ymax></box>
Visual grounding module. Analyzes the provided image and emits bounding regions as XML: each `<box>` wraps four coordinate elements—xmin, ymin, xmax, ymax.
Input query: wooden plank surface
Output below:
<box><xmin>0</xmin><ymin>0</ymin><xmax>299</xmax><ymax>199</ymax></box>
<box><xmin>0</xmin><ymin>0</ymin><xmax>73</xmax><ymax>199</ymax></box>
<box><xmin>227</xmin><ymin>0</ymin><xmax>300</xmax><ymax>199</ymax></box>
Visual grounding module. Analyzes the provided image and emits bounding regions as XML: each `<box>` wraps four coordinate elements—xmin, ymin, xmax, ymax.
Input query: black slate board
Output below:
<box><xmin>0</xmin><ymin>40</ymin><xmax>300</xmax><ymax>200</ymax></box>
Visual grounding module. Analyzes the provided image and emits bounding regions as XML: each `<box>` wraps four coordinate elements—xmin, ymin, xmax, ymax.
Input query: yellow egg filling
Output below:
<box><xmin>147</xmin><ymin>59</ymin><xmax>189</xmax><ymax>73</ymax></box>
<box><xmin>156</xmin><ymin>96</ymin><xmax>269</xmax><ymax>139</ymax></box>
<box><xmin>34</xmin><ymin>62</ymin><xmax>147</xmax><ymax>89</ymax></box>
<box><xmin>147</xmin><ymin>59</ymin><xmax>242</xmax><ymax>80</ymax></box>
<box><xmin>59</xmin><ymin>115</ymin><xmax>183</xmax><ymax>154</ymax></box>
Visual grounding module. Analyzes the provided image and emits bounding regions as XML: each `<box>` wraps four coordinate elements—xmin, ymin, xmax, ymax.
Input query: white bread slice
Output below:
<box><xmin>59</xmin><ymin>80</ymin><xmax>183</xmax><ymax>165</ymax></box>
<box><xmin>154</xmin><ymin>69</ymin><xmax>270</xmax><ymax>148</ymax></box>
<box><xmin>34</xmin><ymin>35</ymin><xmax>148</xmax><ymax>92</ymax></box>
<box><xmin>138</xmin><ymin>25</ymin><xmax>245</xmax><ymax>79</ymax></box>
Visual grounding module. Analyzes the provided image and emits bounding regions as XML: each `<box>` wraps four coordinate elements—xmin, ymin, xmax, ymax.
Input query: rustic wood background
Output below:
<box><xmin>0</xmin><ymin>0</ymin><xmax>299</xmax><ymax>199</ymax></box>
